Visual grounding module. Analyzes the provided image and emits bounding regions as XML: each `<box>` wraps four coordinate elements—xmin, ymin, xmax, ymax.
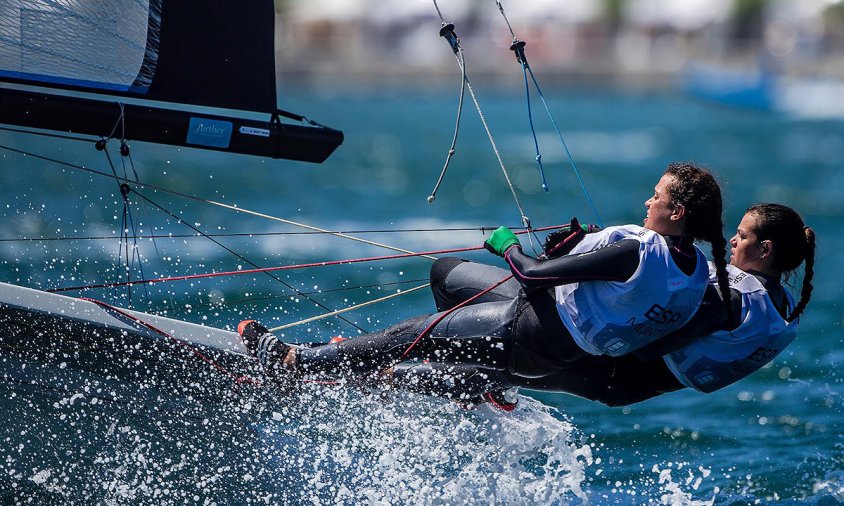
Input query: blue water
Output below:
<box><xmin>0</xmin><ymin>86</ymin><xmax>842</xmax><ymax>504</ymax></box>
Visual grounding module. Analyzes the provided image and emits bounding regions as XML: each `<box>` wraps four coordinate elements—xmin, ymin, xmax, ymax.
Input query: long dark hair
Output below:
<box><xmin>746</xmin><ymin>203</ymin><xmax>815</xmax><ymax>322</ymax></box>
<box><xmin>664</xmin><ymin>162</ymin><xmax>731</xmax><ymax>317</ymax></box>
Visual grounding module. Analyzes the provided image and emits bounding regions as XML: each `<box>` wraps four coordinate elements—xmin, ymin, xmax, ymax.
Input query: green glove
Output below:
<box><xmin>484</xmin><ymin>226</ymin><xmax>521</xmax><ymax>256</ymax></box>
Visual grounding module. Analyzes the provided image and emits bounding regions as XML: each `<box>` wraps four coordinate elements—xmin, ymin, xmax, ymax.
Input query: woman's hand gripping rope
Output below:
<box><xmin>484</xmin><ymin>226</ymin><xmax>521</xmax><ymax>257</ymax></box>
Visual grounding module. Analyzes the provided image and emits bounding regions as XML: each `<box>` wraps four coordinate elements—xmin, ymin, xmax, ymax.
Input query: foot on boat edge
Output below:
<box><xmin>238</xmin><ymin>320</ymin><xmax>293</xmax><ymax>377</ymax></box>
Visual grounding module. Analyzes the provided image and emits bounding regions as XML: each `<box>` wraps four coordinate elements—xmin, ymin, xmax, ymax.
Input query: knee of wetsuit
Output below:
<box><xmin>429</xmin><ymin>257</ymin><xmax>466</xmax><ymax>286</ymax></box>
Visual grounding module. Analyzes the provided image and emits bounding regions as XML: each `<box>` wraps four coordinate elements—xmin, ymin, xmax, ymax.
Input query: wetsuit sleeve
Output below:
<box><xmin>502</xmin><ymin>238</ymin><xmax>641</xmax><ymax>289</ymax></box>
<box><xmin>633</xmin><ymin>284</ymin><xmax>743</xmax><ymax>360</ymax></box>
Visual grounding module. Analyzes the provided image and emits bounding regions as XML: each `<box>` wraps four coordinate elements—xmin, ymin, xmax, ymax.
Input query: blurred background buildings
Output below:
<box><xmin>274</xmin><ymin>0</ymin><xmax>844</xmax><ymax>117</ymax></box>
<box><xmin>275</xmin><ymin>0</ymin><xmax>844</xmax><ymax>83</ymax></box>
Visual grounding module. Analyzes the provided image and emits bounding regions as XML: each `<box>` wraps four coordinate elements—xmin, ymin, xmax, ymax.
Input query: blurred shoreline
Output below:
<box><xmin>275</xmin><ymin>0</ymin><xmax>844</xmax><ymax>92</ymax></box>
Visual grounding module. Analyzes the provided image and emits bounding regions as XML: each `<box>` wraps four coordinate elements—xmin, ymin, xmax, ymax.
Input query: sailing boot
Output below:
<box><xmin>238</xmin><ymin>320</ymin><xmax>293</xmax><ymax>381</ymax></box>
<box><xmin>459</xmin><ymin>388</ymin><xmax>518</xmax><ymax>412</ymax></box>
<box><xmin>483</xmin><ymin>389</ymin><xmax>518</xmax><ymax>411</ymax></box>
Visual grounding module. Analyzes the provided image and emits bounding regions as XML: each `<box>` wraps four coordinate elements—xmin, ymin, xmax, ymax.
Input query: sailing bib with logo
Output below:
<box><xmin>555</xmin><ymin>225</ymin><xmax>708</xmax><ymax>356</ymax></box>
<box><xmin>663</xmin><ymin>264</ymin><xmax>798</xmax><ymax>393</ymax></box>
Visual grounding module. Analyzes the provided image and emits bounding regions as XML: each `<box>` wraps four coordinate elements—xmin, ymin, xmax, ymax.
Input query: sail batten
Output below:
<box><xmin>1</xmin><ymin>0</ymin><xmax>156</xmax><ymax>93</ymax></box>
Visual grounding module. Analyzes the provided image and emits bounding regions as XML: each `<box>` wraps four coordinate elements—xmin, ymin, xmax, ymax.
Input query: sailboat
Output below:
<box><xmin>0</xmin><ymin>3</ymin><xmax>613</xmax><ymax>502</ymax></box>
<box><xmin>0</xmin><ymin>0</ymin><xmax>344</xmax><ymax>413</ymax></box>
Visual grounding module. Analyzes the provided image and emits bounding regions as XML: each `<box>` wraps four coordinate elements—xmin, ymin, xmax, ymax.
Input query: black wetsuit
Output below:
<box><xmin>396</xmin><ymin>262</ymin><xmax>793</xmax><ymax>407</ymax></box>
<box><xmin>293</xmin><ymin>234</ymin><xmax>707</xmax><ymax>405</ymax></box>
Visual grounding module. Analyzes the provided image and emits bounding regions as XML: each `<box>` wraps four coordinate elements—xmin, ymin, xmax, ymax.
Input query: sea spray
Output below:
<box><xmin>259</xmin><ymin>384</ymin><xmax>592</xmax><ymax>505</ymax></box>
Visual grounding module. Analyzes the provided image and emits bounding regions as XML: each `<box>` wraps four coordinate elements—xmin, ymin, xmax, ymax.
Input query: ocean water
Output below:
<box><xmin>0</xmin><ymin>85</ymin><xmax>842</xmax><ymax>504</ymax></box>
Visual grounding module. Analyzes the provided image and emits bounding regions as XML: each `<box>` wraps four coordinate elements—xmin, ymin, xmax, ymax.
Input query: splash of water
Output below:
<box><xmin>259</xmin><ymin>385</ymin><xmax>592</xmax><ymax>505</ymax></box>
<box><xmin>1</xmin><ymin>376</ymin><xmax>593</xmax><ymax>504</ymax></box>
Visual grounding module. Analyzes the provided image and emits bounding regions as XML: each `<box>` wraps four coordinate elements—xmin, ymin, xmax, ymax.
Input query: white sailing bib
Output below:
<box><xmin>555</xmin><ymin>225</ymin><xmax>708</xmax><ymax>356</ymax></box>
<box><xmin>663</xmin><ymin>264</ymin><xmax>798</xmax><ymax>393</ymax></box>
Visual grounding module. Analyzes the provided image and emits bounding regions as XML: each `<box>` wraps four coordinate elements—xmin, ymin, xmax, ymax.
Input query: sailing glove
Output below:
<box><xmin>484</xmin><ymin>226</ymin><xmax>521</xmax><ymax>256</ymax></box>
<box><xmin>542</xmin><ymin>217</ymin><xmax>601</xmax><ymax>258</ymax></box>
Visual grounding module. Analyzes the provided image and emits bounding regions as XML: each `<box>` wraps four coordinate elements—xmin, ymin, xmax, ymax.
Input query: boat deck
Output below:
<box><xmin>0</xmin><ymin>282</ymin><xmax>265</xmax><ymax>418</ymax></box>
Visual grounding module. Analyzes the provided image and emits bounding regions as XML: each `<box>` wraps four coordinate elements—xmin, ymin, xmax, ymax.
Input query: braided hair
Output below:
<box><xmin>664</xmin><ymin>162</ymin><xmax>732</xmax><ymax>318</ymax></box>
<box><xmin>746</xmin><ymin>203</ymin><xmax>815</xmax><ymax>322</ymax></box>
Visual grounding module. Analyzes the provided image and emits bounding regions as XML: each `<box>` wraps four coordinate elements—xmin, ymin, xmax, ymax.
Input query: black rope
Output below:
<box><xmin>427</xmin><ymin>21</ymin><xmax>467</xmax><ymax>204</ymax></box>
<box><xmin>0</xmin><ymin>125</ymin><xmax>95</xmax><ymax>143</ymax></box>
<box><xmin>102</xmin><ymin>140</ymin><xmax>150</xmax><ymax>306</ymax></box>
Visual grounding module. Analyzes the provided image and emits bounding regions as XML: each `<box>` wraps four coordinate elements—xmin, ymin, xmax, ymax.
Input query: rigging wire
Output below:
<box><xmin>494</xmin><ymin>1</ymin><xmax>547</xmax><ymax>192</ymax></box>
<box><xmin>98</xmin><ymin>138</ymin><xmax>151</xmax><ymax>306</ymax></box>
<box><xmin>125</xmin><ymin>146</ymin><xmax>171</xmax><ymax>310</ymax></box>
<box><xmin>492</xmin><ymin>0</ymin><xmax>604</xmax><ymax>228</ymax></box>
<box><xmin>0</xmin><ymin>142</ymin><xmax>437</xmax><ymax>260</ymax></box>
<box><xmin>48</xmin><ymin>245</ymin><xmax>479</xmax><ymax>293</ymax></box>
<box><xmin>268</xmin><ymin>283</ymin><xmax>430</xmax><ymax>333</ymax></box>
<box><xmin>0</xmin><ymin>125</ymin><xmax>94</xmax><ymax>143</ymax></box>
<box><xmin>427</xmin><ymin>23</ymin><xmax>467</xmax><ymax>204</ymax></box>
<box><xmin>141</xmin><ymin>278</ymin><xmax>430</xmax><ymax>317</ymax></box>
<box><xmin>47</xmin><ymin>224</ymin><xmax>565</xmax><ymax>293</ymax></box>
<box><xmin>431</xmin><ymin>1</ymin><xmax>532</xmax><ymax>230</ymax></box>
<box><xmin>131</xmin><ymin>188</ymin><xmax>368</xmax><ymax>333</ymax></box>
<box><xmin>0</xmin><ymin>226</ymin><xmax>515</xmax><ymax>243</ymax></box>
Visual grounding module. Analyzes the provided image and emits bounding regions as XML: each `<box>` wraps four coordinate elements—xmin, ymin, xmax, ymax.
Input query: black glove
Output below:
<box><xmin>542</xmin><ymin>217</ymin><xmax>601</xmax><ymax>258</ymax></box>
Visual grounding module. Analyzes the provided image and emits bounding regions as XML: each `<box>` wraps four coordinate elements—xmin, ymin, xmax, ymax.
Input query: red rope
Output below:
<box><xmin>49</xmin><ymin>224</ymin><xmax>565</xmax><ymax>293</ymax></box>
<box><xmin>80</xmin><ymin>297</ymin><xmax>261</xmax><ymax>386</ymax></box>
<box><xmin>397</xmin><ymin>225</ymin><xmax>576</xmax><ymax>361</ymax></box>
<box><xmin>400</xmin><ymin>274</ymin><xmax>514</xmax><ymax>359</ymax></box>
<box><xmin>69</xmin><ymin>224</ymin><xmax>566</xmax><ymax>394</ymax></box>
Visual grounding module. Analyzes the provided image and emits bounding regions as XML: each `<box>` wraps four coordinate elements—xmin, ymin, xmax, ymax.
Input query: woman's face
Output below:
<box><xmin>644</xmin><ymin>173</ymin><xmax>684</xmax><ymax>236</ymax></box>
<box><xmin>730</xmin><ymin>212</ymin><xmax>771</xmax><ymax>273</ymax></box>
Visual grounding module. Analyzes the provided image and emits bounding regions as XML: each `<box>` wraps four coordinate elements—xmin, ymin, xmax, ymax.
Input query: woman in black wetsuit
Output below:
<box><xmin>237</xmin><ymin>162</ymin><xmax>731</xmax><ymax>397</ymax></box>
<box><xmin>395</xmin><ymin>203</ymin><xmax>815</xmax><ymax>408</ymax></box>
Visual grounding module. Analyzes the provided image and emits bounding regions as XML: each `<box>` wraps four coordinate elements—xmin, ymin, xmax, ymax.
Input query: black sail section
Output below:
<box><xmin>146</xmin><ymin>0</ymin><xmax>277</xmax><ymax>113</ymax></box>
<box><xmin>0</xmin><ymin>0</ymin><xmax>277</xmax><ymax>112</ymax></box>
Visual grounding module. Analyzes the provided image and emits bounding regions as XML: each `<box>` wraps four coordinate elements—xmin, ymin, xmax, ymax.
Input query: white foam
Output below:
<box><xmin>259</xmin><ymin>387</ymin><xmax>591</xmax><ymax>505</ymax></box>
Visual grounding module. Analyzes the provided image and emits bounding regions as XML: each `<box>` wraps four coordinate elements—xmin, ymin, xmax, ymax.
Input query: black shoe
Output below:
<box><xmin>238</xmin><ymin>320</ymin><xmax>292</xmax><ymax>377</ymax></box>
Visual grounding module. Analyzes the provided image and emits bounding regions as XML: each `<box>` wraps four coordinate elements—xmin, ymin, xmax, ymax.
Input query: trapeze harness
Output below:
<box><xmin>663</xmin><ymin>264</ymin><xmax>798</xmax><ymax>393</ymax></box>
<box><xmin>551</xmin><ymin>225</ymin><xmax>708</xmax><ymax>356</ymax></box>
